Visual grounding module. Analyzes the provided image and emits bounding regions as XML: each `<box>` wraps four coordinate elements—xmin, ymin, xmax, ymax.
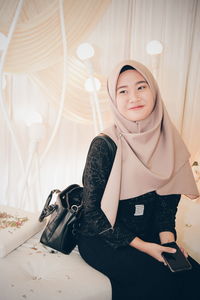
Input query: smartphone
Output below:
<box><xmin>161</xmin><ymin>242</ymin><xmax>192</xmax><ymax>272</ymax></box>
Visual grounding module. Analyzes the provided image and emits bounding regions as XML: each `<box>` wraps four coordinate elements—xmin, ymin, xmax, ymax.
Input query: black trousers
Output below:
<box><xmin>78</xmin><ymin>235</ymin><xmax>200</xmax><ymax>300</ymax></box>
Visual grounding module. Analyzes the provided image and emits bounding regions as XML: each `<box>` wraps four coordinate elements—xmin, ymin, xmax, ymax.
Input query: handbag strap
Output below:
<box><xmin>98</xmin><ymin>134</ymin><xmax>117</xmax><ymax>160</ymax></box>
<box><xmin>60</xmin><ymin>184</ymin><xmax>83</xmax><ymax>212</ymax></box>
<box><xmin>82</xmin><ymin>134</ymin><xmax>116</xmax><ymax>185</ymax></box>
<box><xmin>39</xmin><ymin>189</ymin><xmax>60</xmax><ymax>222</ymax></box>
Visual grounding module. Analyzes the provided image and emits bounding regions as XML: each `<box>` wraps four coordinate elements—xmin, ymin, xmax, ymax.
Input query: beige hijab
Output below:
<box><xmin>101</xmin><ymin>60</ymin><xmax>199</xmax><ymax>226</ymax></box>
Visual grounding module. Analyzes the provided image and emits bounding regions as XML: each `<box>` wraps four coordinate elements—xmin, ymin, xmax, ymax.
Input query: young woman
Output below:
<box><xmin>77</xmin><ymin>60</ymin><xmax>200</xmax><ymax>300</ymax></box>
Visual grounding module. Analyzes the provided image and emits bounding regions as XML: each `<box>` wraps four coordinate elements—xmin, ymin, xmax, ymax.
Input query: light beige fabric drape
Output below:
<box><xmin>0</xmin><ymin>0</ymin><xmax>110</xmax><ymax>123</ymax></box>
<box><xmin>1</xmin><ymin>0</ymin><xmax>110</xmax><ymax>72</ymax></box>
<box><xmin>0</xmin><ymin>0</ymin><xmax>200</xmax><ymax>211</ymax></box>
<box><xmin>181</xmin><ymin>0</ymin><xmax>200</xmax><ymax>160</ymax></box>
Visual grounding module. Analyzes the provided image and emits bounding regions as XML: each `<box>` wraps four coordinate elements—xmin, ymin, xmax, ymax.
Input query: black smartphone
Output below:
<box><xmin>161</xmin><ymin>242</ymin><xmax>192</xmax><ymax>272</ymax></box>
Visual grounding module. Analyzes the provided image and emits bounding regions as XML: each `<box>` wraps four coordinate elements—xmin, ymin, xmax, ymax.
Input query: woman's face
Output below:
<box><xmin>116</xmin><ymin>69</ymin><xmax>154</xmax><ymax>122</ymax></box>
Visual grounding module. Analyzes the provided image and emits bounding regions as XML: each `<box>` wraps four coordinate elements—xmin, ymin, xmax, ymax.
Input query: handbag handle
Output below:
<box><xmin>39</xmin><ymin>184</ymin><xmax>83</xmax><ymax>222</ymax></box>
<box><xmin>39</xmin><ymin>189</ymin><xmax>60</xmax><ymax>222</ymax></box>
<box><xmin>61</xmin><ymin>184</ymin><xmax>83</xmax><ymax>212</ymax></box>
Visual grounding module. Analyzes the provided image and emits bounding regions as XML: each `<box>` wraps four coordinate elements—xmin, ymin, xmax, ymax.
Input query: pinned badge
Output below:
<box><xmin>134</xmin><ymin>204</ymin><xmax>144</xmax><ymax>216</ymax></box>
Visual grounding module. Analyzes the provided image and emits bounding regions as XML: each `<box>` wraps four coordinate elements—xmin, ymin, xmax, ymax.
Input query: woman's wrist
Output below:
<box><xmin>129</xmin><ymin>232</ymin><xmax>175</xmax><ymax>254</ymax></box>
<box><xmin>159</xmin><ymin>231</ymin><xmax>175</xmax><ymax>244</ymax></box>
<box><xmin>129</xmin><ymin>236</ymin><xmax>152</xmax><ymax>253</ymax></box>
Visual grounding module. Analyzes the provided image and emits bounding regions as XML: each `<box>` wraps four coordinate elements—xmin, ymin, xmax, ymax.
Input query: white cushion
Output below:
<box><xmin>176</xmin><ymin>196</ymin><xmax>200</xmax><ymax>263</ymax></box>
<box><xmin>0</xmin><ymin>205</ymin><xmax>45</xmax><ymax>258</ymax></box>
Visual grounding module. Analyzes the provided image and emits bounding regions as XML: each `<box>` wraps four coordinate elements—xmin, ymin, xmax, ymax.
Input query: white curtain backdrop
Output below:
<box><xmin>0</xmin><ymin>0</ymin><xmax>200</xmax><ymax>212</ymax></box>
<box><xmin>0</xmin><ymin>74</ymin><xmax>94</xmax><ymax>211</ymax></box>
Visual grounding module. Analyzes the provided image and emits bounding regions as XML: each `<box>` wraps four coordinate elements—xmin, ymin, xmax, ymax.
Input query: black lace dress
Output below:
<box><xmin>77</xmin><ymin>136</ymin><xmax>200</xmax><ymax>300</ymax></box>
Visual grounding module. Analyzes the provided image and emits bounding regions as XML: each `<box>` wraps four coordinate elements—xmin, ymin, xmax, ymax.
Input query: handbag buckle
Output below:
<box><xmin>70</xmin><ymin>204</ymin><xmax>82</xmax><ymax>213</ymax></box>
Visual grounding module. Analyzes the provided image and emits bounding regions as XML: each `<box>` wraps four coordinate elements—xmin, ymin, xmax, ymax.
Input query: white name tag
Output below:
<box><xmin>134</xmin><ymin>204</ymin><xmax>144</xmax><ymax>216</ymax></box>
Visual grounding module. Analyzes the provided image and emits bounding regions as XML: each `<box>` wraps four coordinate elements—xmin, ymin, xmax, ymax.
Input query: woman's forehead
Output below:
<box><xmin>116</xmin><ymin>69</ymin><xmax>148</xmax><ymax>88</ymax></box>
<box><xmin>117</xmin><ymin>69</ymin><xmax>146</xmax><ymax>81</ymax></box>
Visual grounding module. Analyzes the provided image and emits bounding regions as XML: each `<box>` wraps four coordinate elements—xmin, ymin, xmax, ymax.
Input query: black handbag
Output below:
<box><xmin>39</xmin><ymin>184</ymin><xmax>83</xmax><ymax>254</ymax></box>
<box><xmin>38</xmin><ymin>134</ymin><xmax>116</xmax><ymax>255</ymax></box>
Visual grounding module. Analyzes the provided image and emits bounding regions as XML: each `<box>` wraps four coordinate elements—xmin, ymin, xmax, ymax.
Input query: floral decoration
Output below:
<box><xmin>0</xmin><ymin>211</ymin><xmax>28</xmax><ymax>229</ymax></box>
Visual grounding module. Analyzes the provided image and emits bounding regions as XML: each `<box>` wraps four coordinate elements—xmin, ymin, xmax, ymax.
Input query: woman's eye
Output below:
<box><xmin>119</xmin><ymin>90</ymin><xmax>127</xmax><ymax>94</ymax></box>
<box><xmin>138</xmin><ymin>85</ymin><xmax>146</xmax><ymax>90</ymax></box>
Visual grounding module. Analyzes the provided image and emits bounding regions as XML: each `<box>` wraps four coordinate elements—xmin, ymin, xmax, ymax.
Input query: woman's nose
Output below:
<box><xmin>128</xmin><ymin>91</ymin><xmax>139</xmax><ymax>103</ymax></box>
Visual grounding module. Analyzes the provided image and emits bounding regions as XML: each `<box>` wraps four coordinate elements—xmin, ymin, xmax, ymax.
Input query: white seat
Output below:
<box><xmin>0</xmin><ymin>232</ymin><xmax>111</xmax><ymax>300</ymax></box>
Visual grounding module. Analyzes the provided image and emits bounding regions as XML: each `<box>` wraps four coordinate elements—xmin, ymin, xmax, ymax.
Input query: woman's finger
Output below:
<box><xmin>180</xmin><ymin>246</ymin><xmax>188</xmax><ymax>258</ymax></box>
<box><xmin>162</xmin><ymin>246</ymin><xmax>176</xmax><ymax>254</ymax></box>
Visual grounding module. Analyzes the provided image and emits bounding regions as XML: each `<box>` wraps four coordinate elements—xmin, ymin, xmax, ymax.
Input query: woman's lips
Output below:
<box><xmin>128</xmin><ymin>105</ymin><xmax>144</xmax><ymax>110</ymax></box>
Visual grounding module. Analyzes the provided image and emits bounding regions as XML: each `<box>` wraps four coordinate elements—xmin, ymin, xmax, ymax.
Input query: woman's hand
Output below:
<box><xmin>159</xmin><ymin>231</ymin><xmax>188</xmax><ymax>258</ymax></box>
<box><xmin>179</xmin><ymin>245</ymin><xmax>188</xmax><ymax>258</ymax></box>
<box><xmin>130</xmin><ymin>237</ymin><xmax>176</xmax><ymax>264</ymax></box>
<box><xmin>142</xmin><ymin>242</ymin><xmax>177</xmax><ymax>264</ymax></box>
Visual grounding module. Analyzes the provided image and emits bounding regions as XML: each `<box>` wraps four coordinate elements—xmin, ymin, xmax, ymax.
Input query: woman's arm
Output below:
<box><xmin>128</xmin><ymin>194</ymin><xmax>181</xmax><ymax>262</ymax></box>
<box><xmin>155</xmin><ymin>194</ymin><xmax>188</xmax><ymax>257</ymax></box>
<box><xmin>81</xmin><ymin>137</ymin><xmax>136</xmax><ymax>248</ymax></box>
<box><xmin>154</xmin><ymin>193</ymin><xmax>181</xmax><ymax>241</ymax></box>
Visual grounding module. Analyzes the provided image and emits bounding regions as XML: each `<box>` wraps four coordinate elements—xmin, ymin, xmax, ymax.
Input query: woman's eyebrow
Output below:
<box><xmin>116</xmin><ymin>85</ymin><xmax>128</xmax><ymax>91</ymax></box>
<box><xmin>135</xmin><ymin>80</ymin><xmax>147</xmax><ymax>85</ymax></box>
<box><xmin>117</xmin><ymin>81</ymin><xmax>147</xmax><ymax>90</ymax></box>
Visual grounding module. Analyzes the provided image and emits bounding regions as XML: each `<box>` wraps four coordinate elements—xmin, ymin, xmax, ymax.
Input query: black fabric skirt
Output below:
<box><xmin>77</xmin><ymin>235</ymin><xmax>200</xmax><ymax>300</ymax></box>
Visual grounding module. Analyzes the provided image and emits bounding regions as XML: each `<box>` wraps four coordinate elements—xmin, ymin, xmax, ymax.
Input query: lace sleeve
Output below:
<box><xmin>81</xmin><ymin>137</ymin><xmax>136</xmax><ymax>249</ymax></box>
<box><xmin>154</xmin><ymin>193</ymin><xmax>181</xmax><ymax>239</ymax></box>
